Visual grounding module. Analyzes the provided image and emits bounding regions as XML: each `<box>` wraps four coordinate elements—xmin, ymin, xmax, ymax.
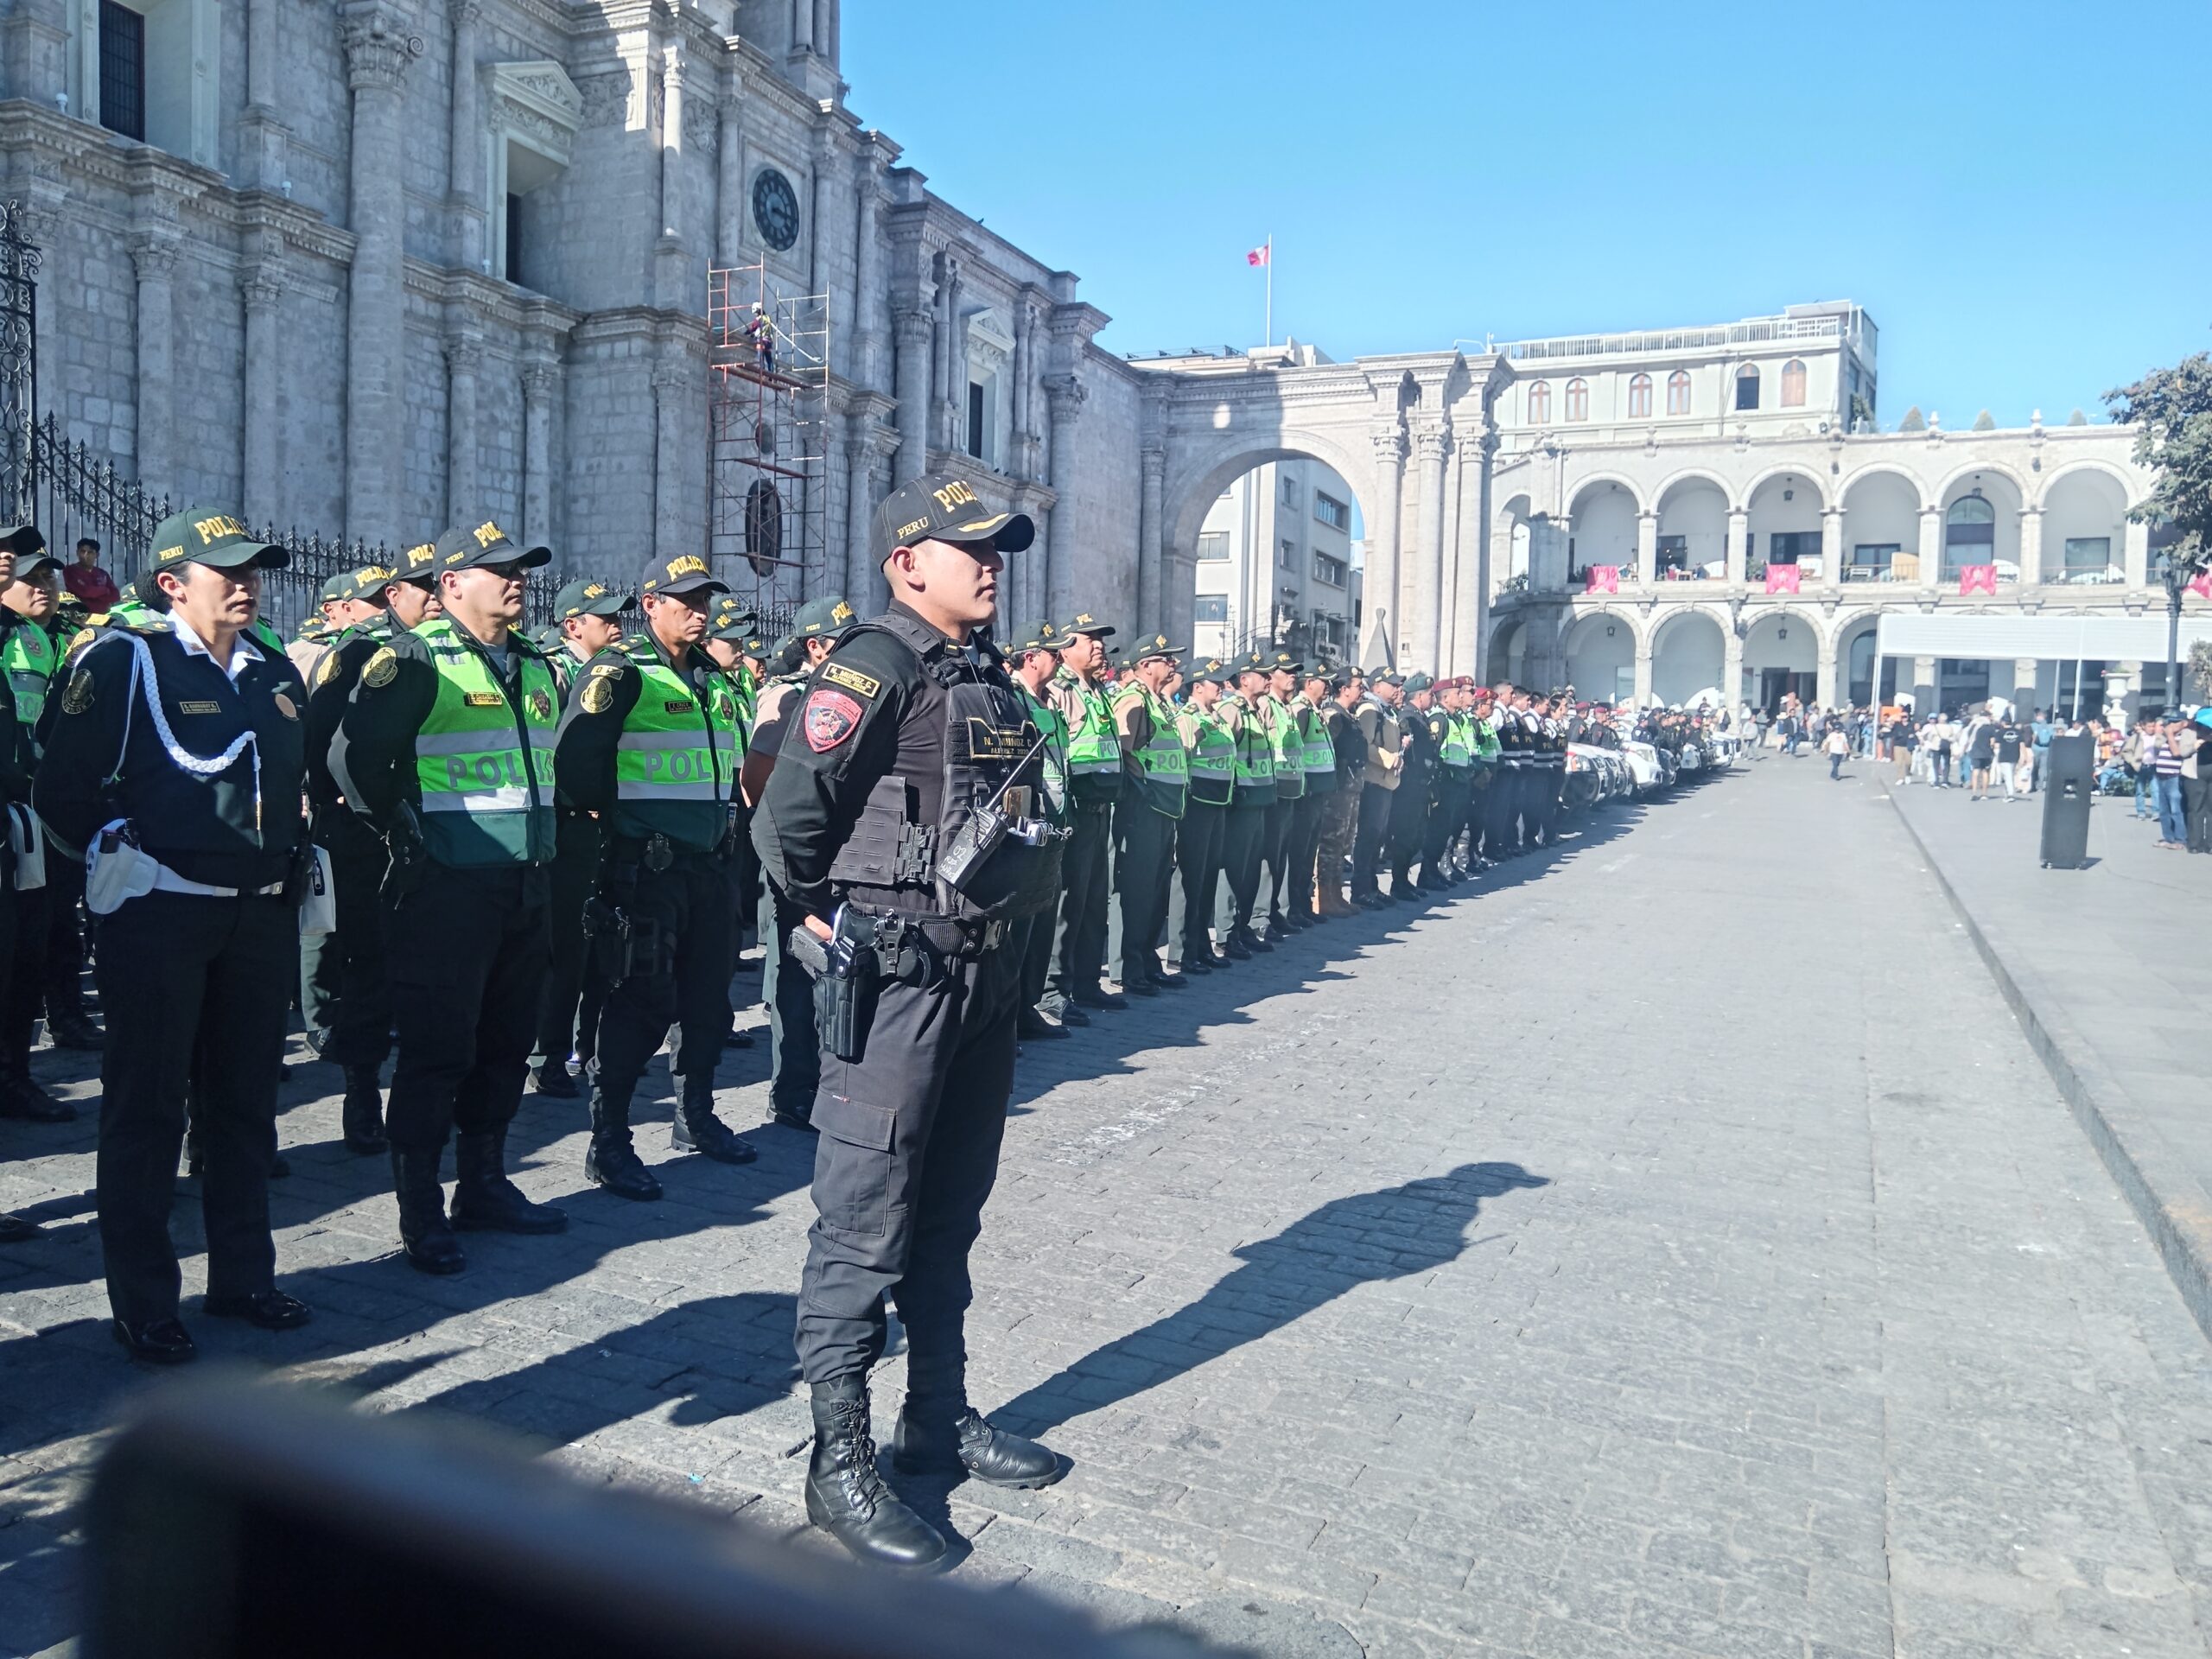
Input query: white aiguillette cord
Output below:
<box><xmin>105</xmin><ymin>631</ymin><xmax>264</xmax><ymax>817</ymax></box>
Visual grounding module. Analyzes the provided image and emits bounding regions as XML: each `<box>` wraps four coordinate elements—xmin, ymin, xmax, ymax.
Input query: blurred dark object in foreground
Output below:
<box><xmin>83</xmin><ymin>1382</ymin><xmax>1213</xmax><ymax>1659</ymax></box>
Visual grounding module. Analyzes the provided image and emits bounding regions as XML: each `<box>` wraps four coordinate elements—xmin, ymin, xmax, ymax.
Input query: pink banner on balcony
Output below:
<box><xmin>2190</xmin><ymin>570</ymin><xmax>2212</xmax><ymax>599</ymax></box>
<box><xmin>1958</xmin><ymin>564</ymin><xmax>1997</xmax><ymax>595</ymax></box>
<box><xmin>1584</xmin><ymin>565</ymin><xmax>1619</xmax><ymax>594</ymax></box>
<box><xmin>1764</xmin><ymin>565</ymin><xmax>1801</xmax><ymax>594</ymax></box>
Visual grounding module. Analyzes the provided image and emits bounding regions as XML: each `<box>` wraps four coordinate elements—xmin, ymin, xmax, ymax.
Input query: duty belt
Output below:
<box><xmin>851</xmin><ymin>906</ymin><xmax>1012</xmax><ymax>975</ymax></box>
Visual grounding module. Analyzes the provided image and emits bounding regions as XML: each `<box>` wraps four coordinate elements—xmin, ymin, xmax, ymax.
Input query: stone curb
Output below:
<box><xmin>1885</xmin><ymin>785</ymin><xmax>2212</xmax><ymax>1345</ymax></box>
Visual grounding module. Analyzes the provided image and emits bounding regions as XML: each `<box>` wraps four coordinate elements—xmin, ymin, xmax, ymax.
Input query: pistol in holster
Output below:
<box><xmin>382</xmin><ymin>802</ymin><xmax>429</xmax><ymax>903</ymax></box>
<box><xmin>789</xmin><ymin>906</ymin><xmax>881</xmax><ymax>1065</ymax></box>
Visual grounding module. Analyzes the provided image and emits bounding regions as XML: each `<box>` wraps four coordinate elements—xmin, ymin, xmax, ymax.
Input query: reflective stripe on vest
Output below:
<box><xmin>1226</xmin><ymin>697</ymin><xmax>1275</xmax><ymax>801</ymax></box>
<box><xmin>1297</xmin><ymin>702</ymin><xmax>1337</xmax><ymax>791</ymax></box>
<box><xmin>1123</xmin><ymin>685</ymin><xmax>1186</xmax><ymax>819</ymax></box>
<box><xmin>1065</xmin><ymin>680</ymin><xmax>1122</xmax><ymax>773</ymax></box>
<box><xmin>1183</xmin><ymin>707</ymin><xmax>1234</xmax><ymax>780</ymax></box>
<box><xmin>1264</xmin><ymin>699</ymin><xmax>1306</xmax><ymax>799</ymax></box>
<box><xmin>611</xmin><ymin>650</ymin><xmax>742</xmax><ymax>849</ymax></box>
<box><xmin>412</xmin><ymin>617</ymin><xmax>557</xmax><ymax>867</ymax></box>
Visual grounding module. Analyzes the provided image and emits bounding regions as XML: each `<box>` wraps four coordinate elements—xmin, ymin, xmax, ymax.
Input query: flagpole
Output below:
<box><xmin>1264</xmin><ymin>235</ymin><xmax>1273</xmax><ymax>347</ymax></box>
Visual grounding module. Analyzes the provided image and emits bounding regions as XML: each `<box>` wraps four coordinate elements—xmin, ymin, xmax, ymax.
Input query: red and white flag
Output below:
<box><xmin>1246</xmin><ymin>244</ymin><xmax>1270</xmax><ymax>267</ymax></box>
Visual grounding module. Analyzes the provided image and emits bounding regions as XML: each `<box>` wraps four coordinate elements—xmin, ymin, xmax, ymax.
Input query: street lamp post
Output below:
<box><xmin>2163</xmin><ymin>556</ymin><xmax>2185</xmax><ymax>715</ymax></box>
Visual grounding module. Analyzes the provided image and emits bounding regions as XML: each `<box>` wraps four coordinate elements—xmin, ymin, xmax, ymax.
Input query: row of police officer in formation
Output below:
<box><xmin>0</xmin><ymin>480</ymin><xmax>1599</xmax><ymax>1573</ymax></box>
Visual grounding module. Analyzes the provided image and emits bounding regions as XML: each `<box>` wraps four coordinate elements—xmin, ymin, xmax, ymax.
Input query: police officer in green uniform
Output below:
<box><xmin>1172</xmin><ymin>658</ymin><xmax>1236</xmax><ymax>971</ymax></box>
<box><xmin>304</xmin><ymin>550</ymin><xmax>444</xmax><ymax>1154</ymax></box>
<box><xmin>1286</xmin><ymin>666</ymin><xmax>1337</xmax><ymax>925</ymax></box>
<box><xmin>741</xmin><ymin>595</ymin><xmax>855</xmax><ymax>1132</ymax></box>
<box><xmin>1256</xmin><ymin>651</ymin><xmax>1306</xmax><ymax>939</ymax></box>
<box><xmin>1217</xmin><ymin>659</ymin><xmax>1276</xmax><ymax>954</ymax></box>
<box><xmin>699</xmin><ymin>596</ymin><xmax>761</xmax><ymax>1054</ymax></box>
<box><xmin>1111</xmin><ymin>633</ymin><xmax>1188</xmax><ymax>994</ymax></box>
<box><xmin>555</xmin><ymin>552</ymin><xmax>755</xmax><ymax>1201</ymax></box>
<box><xmin>754</xmin><ymin>475</ymin><xmax>1065</xmax><ymax>1569</ymax></box>
<box><xmin>530</xmin><ymin>577</ymin><xmax>634</xmax><ymax>1099</ymax></box>
<box><xmin>36</xmin><ymin>508</ymin><xmax>313</xmax><ymax>1362</ymax></box>
<box><xmin>330</xmin><ymin>520</ymin><xmax>566</xmax><ymax>1274</ymax></box>
<box><xmin>1004</xmin><ymin>620</ymin><xmax>1072</xmax><ymax>1036</ymax></box>
<box><xmin>1045</xmin><ymin>614</ymin><xmax>1120</xmax><ymax>1020</ymax></box>
<box><xmin>0</xmin><ymin>530</ymin><xmax>68</xmax><ymax>1122</ymax></box>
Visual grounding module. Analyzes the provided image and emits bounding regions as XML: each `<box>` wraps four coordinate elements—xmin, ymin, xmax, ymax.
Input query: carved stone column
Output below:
<box><xmin>129</xmin><ymin>234</ymin><xmax>179</xmax><ymax>499</ymax></box>
<box><xmin>2017</xmin><ymin>505</ymin><xmax>2043</xmax><ymax>587</ymax></box>
<box><xmin>652</xmin><ymin>355</ymin><xmax>693</xmax><ymax>556</ymax></box>
<box><xmin>654</xmin><ymin>43</ymin><xmax>687</xmax><ymax>309</ymax></box>
<box><xmin>1819</xmin><ymin>505</ymin><xmax>1843</xmax><ymax>588</ymax></box>
<box><xmin>1137</xmin><ymin>446</ymin><xmax>1165</xmax><ymax>636</ymax></box>
<box><xmin>447</xmin><ymin>0</ymin><xmax>484</xmax><ymax>271</ymax></box>
<box><xmin>1725</xmin><ymin>506</ymin><xmax>1750</xmax><ymax>584</ymax></box>
<box><xmin>240</xmin><ymin>0</ymin><xmax>289</xmax><ymax>189</ymax></box>
<box><xmin>1636</xmin><ymin>510</ymin><xmax>1658</xmax><ymax>586</ymax></box>
<box><xmin>1363</xmin><ymin>424</ymin><xmax>1406</xmax><ymax>668</ymax></box>
<box><xmin>342</xmin><ymin>3</ymin><xmax>410</xmax><ymax>540</ymax></box>
<box><xmin>1008</xmin><ymin>295</ymin><xmax>1036</xmax><ymax>480</ymax></box>
<box><xmin>1724</xmin><ymin>620</ymin><xmax>1745</xmax><ymax>710</ymax></box>
<box><xmin>1412</xmin><ymin>419</ymin><xmax>1451</xmax><ymax>671</ymax></box>
<box><xmin>440</xmin><ymin>333</ymin><xmax>480</xmax><ymax>524</ymax></box>
<box><xmin>851</xmin><ymin>141</ymin><xmax>889</xmax><ymax>389</ymax></box>
<box><xmin>891</xmin><ymin>303</ymin><xmax>934</xmax><ymax>485</ymax></box>
<box><xmin>523</xmin><ymin>359</ymin><xmax>559</xmax><ymax>552</ymax></box>
<box><xmin>1043</xmin><ymin>372</ymin><xmax>1086</xmax><ymax>618</ymax></box>
<box><xmin>240</xmin><ymin>257</ymin><xmax>287</xmax><ymax>526</ymax></box>
<box><xmin>1917</xmin><ymin>505</ymin><xmax>1944</xmax><ymax>586</ymax></box>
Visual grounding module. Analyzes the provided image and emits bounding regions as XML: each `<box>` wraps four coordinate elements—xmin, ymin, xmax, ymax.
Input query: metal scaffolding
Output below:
<box><xmin>708</xmin><ymin>262</ymin><xmax>830</xmax><ymax>639</ymax></box>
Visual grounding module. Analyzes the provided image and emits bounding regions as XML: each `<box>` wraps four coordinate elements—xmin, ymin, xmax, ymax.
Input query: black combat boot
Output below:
<box><xmin>44</xmin><ymin>1008</ymin><xmax>104</xmax><ymax>1051</ymax></box>
<box><xmin>804</xmin><ymin>1377</ymin><xmax>947</xmax><ymax>1570</ymax></box>
<box><xmin>391</xmin><ymin>1147</ymin><xmax>465</xmax><ymax>1274</ymax></box>
<box><xmin>451</xmin><ymin>1130</ymin><xmax>568</xmax><ymax>1233</ymax></box>
<box><xmin>671</xmin><ymin>1096</ymin><xmax>758</xmax><ymax>1164</ymax></box>
<box><xmin>341</xmin><ymin>1065</ymin><xmax>388</xmax><ymax>1155</ymax></box>
<box><xmin>584</xmin><ymin>1082</ymin><xmax>661</xmax><ymax>1202</ymax></box>
<box><xmin>893</xmin><ymin>1366</ymin><xmax>1065</xmax><ymax>1491</ymax></box>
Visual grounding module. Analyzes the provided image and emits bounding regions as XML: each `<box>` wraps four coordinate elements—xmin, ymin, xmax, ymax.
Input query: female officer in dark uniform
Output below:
<box><xmin>35</xmin><ymin>507</ymin><xmax>310</xmax><ymax>1363</ymax></box>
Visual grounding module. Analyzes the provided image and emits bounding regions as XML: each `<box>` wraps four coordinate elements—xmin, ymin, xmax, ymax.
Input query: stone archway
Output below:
<box><xmin>1650</xmin><ymin>607</ymin><xmax>1726</xmax><ymax>708</ymax></box>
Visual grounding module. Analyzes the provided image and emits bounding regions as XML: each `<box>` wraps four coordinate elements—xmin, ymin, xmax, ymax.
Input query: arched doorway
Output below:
<box><xmin>1491</xmin><ymin>617</ymin><xmax>1529</xmax><ymax>688</ymax></box>
<box><xmin>1563</xmin><ymin>611</ymin><xmax>1636</xmax><ymax>708</ymax></box>
<box><xmin>1745</xmin><ymin>473</ymin><xmax>1822</xmax><ymax>581</ymax></box>
<box><xmin>1654</xmin><ymin>474</ymin><xmax>1729</xmax><ymax>580</ymax></box>
<box><xmin>1836</xmin><ymin>615</ymin><xmax>1885</xmax><ymax>707</ymax></box>
<box><xmin>1937</xmin><ymin>468</ymin><xmax>2024</xmax><ymax>583</ymax></box>
<box><xmin>1566</xmin><ymin>480</ymin><xmax>1637</xmax><ymax>584</ymax></box>
<box><xmin>1183</xmin><ymin>453</ymin><xmax>1365</xmax><ymax>668</ymax></box>
<box><xmin>2038</xmin><ymin>467</ymin><xmax>2130</xmax><ymax>587</ymax></box>
<box><xmin>1838</xmin><ymin>469</ymin><xmax>1921</xmax><ymax>583</ymax></box>
<box><xmin>1742</xmin><ymin>611</ymin><xmax>1816</xmax><ymax>712</ymax></box>
<box><xmin>1651</xmin><ymin>610</ymin><xmax>1725</xmax><ymax>708</ymax></box>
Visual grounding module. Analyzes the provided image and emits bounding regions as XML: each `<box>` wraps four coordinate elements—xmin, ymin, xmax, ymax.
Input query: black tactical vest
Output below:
<box><xmin>824</xmin><ymin>611</ymin><xmax>1062</xmax><ymax>923</ymax></box>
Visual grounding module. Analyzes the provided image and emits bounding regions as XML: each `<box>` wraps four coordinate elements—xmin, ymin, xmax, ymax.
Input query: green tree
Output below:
<box><xmin>1972</xmin><ymin>410</ymin><xmax>1996</xmax><ymax>431</ymax></box>
<box><xmin>1899</xmin><ymin>405</ymin><xmax>1925</xmax><ymax>432</ymax></box>
<box><xmin>2105</xmin><ymin>353</ymin><xmax>2212</xmax><ymax>578</ymax></box>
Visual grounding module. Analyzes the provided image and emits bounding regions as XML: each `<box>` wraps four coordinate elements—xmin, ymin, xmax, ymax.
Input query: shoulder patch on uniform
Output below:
<box><xmin>590</xmin><ymin>658</ymin><xmax>627</xmax><ymax>677</ymax></box>
<box><xmin>60</xmin><ymin>667</ymin><xmax>94</xmax><ymax>715</ymax></box>
<box><xmin>362</xmin><ymin>645</ymin><xmax>399</xmax><ymax>689</ymax></box>
<box><xmin>272</xmin><ymin>691</ymin><xmax>298</xmax><ymax>721</ymax></box>
<box><xmin>820</xmin><ymin>661</ymin><xmax>880</xmax><ymax>700</ymax></box>
<box><xmin>315</xmin><ymin>648</ymin><xmax>345</xmax><ymax>688</ymax></box>
<box><xmin>68</xmin><ymin>626</ymin><xmax>97</xmax><ymax>653</ymax></box>
<box><xmin>579</xmin><ymin>675</ymin><xmax>615</xmax><ymax>715</ymax></box>
<box><xmin>802</xmin><ymin>688</ymin><xmax>865</xmax><ymax>753</ymax></box>
<box><xmin>528</xmin><ymin>689</ymin><xmax>553</xmax><ymax>721</ymax></box>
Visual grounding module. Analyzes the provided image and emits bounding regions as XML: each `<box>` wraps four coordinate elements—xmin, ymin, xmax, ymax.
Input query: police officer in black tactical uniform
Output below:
<box><xmin>330</xmin><ymin>521</ymin><xmax>568</xmax><ymax>1275</ymax></box>
<box><xmin>1388</xmin><ymin>671</ymin><xmax>1438</xmax><ymax>898</ymax></box>
<box><xmin>35</xmin><ymin>508</ymin><xmax>314</xmax><ymax>1363</ymax></box>
<box><xmin>754</xmin><ymin>474</ymin><xmax>1067</xmax><ymax>1570</ymax></box>
<box><xmin>555</xmin><ymin>551</ymin><xmax>756</xmax><ymax>1201</ymax></box>
<box><xmin>0</xmin><ymin>527</ymin><xmax>46</xmax><ymax>1243</ymax></box>
<box><xmin>0</xmin><ymin>525</ymin><xmax>70</xmax><ymax>1126</ymax></box>
<box><xmin>303</xmin><ymin>548</ymin><xmax>443</xmax><ymax>1153</ymax></box>
<box><xmin>530</xmin><ymin>577</ymin><xmax>633</xmax><ymax>1099</ymax></box>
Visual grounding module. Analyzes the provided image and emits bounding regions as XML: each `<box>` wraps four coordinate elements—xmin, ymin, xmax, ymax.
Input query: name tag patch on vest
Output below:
<box><xmin>663</xmin><ymin>700</ymin><xmax>696</xmax><ymax>714</ymax></box>
<box><xmin>464</xmin><ymin>691</ymin><xmax>505</xmax><ymax>708</ymax></box>
<box><xmin>177</xmin><ymin>700</ymin><xmax>221</xmax><ymax>715</ymax></box>
<box><xmin>803</xmin><ymin>689</ymin><xmax>865</xmax><ymax>752</ymax></box>
<box><xmin>821</xmin><ymin>662</ymin><xmax>880</xmax><ymax>700</ymax></box>
<box><xmin>964</xmin><ymin>719</ymin><xmax>1032</xmax><ymax>759</ymax></box>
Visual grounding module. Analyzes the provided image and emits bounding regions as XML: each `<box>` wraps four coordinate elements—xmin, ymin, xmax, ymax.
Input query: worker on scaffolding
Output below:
<box><xmin>744</xmin><ymin>302</ymin><xmax>776</xmax><ymax>378</ymax></box>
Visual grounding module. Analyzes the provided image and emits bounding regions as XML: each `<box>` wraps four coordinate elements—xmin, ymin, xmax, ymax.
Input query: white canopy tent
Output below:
<box><xmin>1874</xmin><ymin>612</ymin><xmax>2212</xmax><ymax>718</ymax></box>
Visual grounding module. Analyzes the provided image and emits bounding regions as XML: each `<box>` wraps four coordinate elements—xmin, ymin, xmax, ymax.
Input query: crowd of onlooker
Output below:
<box><xmin>1736</xmin><ymin>690</ymin><xmax>2212</xmax><ymax>853</ymax></box>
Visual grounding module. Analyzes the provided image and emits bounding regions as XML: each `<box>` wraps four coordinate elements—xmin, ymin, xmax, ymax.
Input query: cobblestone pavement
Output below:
<box><xmin>4</xmin><ymin>756</ymin><xmax>2212</xmax><ymax>1657</ymax></box>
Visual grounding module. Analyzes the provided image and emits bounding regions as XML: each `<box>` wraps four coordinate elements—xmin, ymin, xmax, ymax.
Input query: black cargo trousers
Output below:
<box><xmin>794</xmin><ymin>933</ymin><xmax>1021</xmax><ymax>1388</ymax></box>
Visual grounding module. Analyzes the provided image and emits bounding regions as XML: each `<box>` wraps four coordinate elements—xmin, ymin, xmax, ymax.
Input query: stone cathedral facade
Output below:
<box><xmin>0</xmin><ymin>0</ymin><xmax>1151</xmax><ymax>626</ymax></box>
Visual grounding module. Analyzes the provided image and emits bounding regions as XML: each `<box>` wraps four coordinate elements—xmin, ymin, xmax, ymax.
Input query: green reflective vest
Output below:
<box><xmin>1471</xmin><ymin>716</ymin><xmax>1501</xmax><ymax>763</ymax></box>
<box><xmin>1262</xmin><ymin>697</ymin><xmax>1306</xmax><ymax>800</ymax></box>
<box><xmin>1179</xmin><ymin>701</ymin><xmax>1235</xmax><ymax>806</ymax></box>
<box><xmin>413</xmin><ymin>616</ymin><xmax>559</xmax><ymax>868</ymax></box>
<box><xmin>1</xmin><ymin>617</ymin><xmax>54</xmax><ymax>728</ymax></box>
<box><xmin>1440</xmin><ymin>711</ymin><xmax>1474</xmax><ymax>768</ymax></box>
<box><xmin>1118</xmin><ymin>683</ymin><xmax>1185</xmax><ymax>819</ymax></box>
<box><xmin>1295</xmin><ymin>697</ymin><xmax>1337</xmax><ymax>793</ymax></box>
<box><xmin>1224</xmin><ymin>696</ymin><xmax>1276</xmax><ymax>805</ymax></box>
<box><xmin>610</xmin><ymin>641</ymin><xmax>745</xmax><ymax>851</ymax></box>
<box><xmin>1063</xmin><ymin>676</ymin><xmax>1122</xmax><ymax>803</ymax></box>
<box><xmin>1019</xmin><ymin>683</ymin><xmax>1071</xmax><ymax>825</ymax></box>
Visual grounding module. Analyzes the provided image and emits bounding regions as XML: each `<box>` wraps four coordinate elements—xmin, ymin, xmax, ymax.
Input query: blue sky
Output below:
<box><xmin>845</xmin><ymin>0</ymin><xmax>2212</xmax><ymax>429</ymax></box>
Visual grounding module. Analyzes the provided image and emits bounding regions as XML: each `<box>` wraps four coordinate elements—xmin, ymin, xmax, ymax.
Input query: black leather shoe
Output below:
<box><xmin>1122</xmin><ymin>976</ymin><xmax>1159</xmax><ymax>997</ymax></box>
<box><xmin>1356</xmin><ymin>893</ymin><xmax>1390</xmax><ymax>910</ymax></box>
<box><xmin>1236</xmin><ymin>927</ymin><xmax>1274</xmax><ymax>955</ymax></box>
<box><xmin>1151</xmin><ymin>971</ymin><xmax>1189</xmax><ymax>992</ymax></box>
<box><xmin>0</xmin><ymin>1077</ymin><xmax>73</xmax><ymax>1123</ymax></box>
<box><xmin>672</xmin><ymin>1108</ymin><xmax>758</xmax><ymax>1165</ymax></box>
<box><xmin>1073</xmin><ymin>988</ymin><xmax>1128</xmax><ymax>1012</ymax></box>
<box><xmin>391</xmin><ymin>1148</ymin><xmax>466</xmax><ymax>1274</ymax></box>
<box><xmin>1174</xmin><ymin>956</ymin><xmax>1211</xmax><ymax>976</ymax></box>
<box><xmin>46</xmin><ymin>1010</ymin><xmax>104</xmax><ymax>1051</ymax></box>
<box><xmin>1046</xmin><ymin>998</ymin><xmax>1090</xmax><ymax>1027</ymax></box>
<box><xmin>1017</xmin><ymin>1010</ymin><xmax>1072</xmax><ymax>1039</ymax></box>
<box><xmin>1264</xmin><ymin>921</ymin><xmax>1293</xmax><ymax>944</ymax></box>
<box><xmin>894</xmin><ymin>1404</ymin><xmax>1066</xmax><ymax>1490</ymax></box>
<box><xmin>113</xmin><ymin>1315</ymin><xmax>196</xmax><ymax>1364</ymax></box>
<box><xmin>586</xmin><ymin>1136</ymin><xmax>663</xmax><ymax>1202</ymax></box>
<box><xmin>341</xmin><ymin>1065</ymin><xmax>388</xmax><ymax>1155</ymax></box>
<box><xmin>771</xmin><ymin>1103</ymin><xmax>819</xmax><ymax>1133</ymax></box>
<box><xmin>451</xmin><ymin>1131</ymin><xmax>569</xmax><ymax>1232</ymax></box>
<box><xmin>0</xmin><ymin>1211</ymin><xmax>41</xmax><ymax>1242</ymax></box>
<box><xmin>532</xmin><ymin>1062</ymin><xmax>580</xmax><ymax>1100</ymax></box>
<box><xmin>203</xmin><ymin>1289</ymin><xmax>314</xmax><ymax>1330</ymax></box>
<box><xmin>723</xmin><ymin>1027</ymin><xmax>754</xmax><ymax>1049</ymax></box>
<box><xmin>1221</xmin><ymin>935</ymin><xmax>1253</xmax><ymax>961</ymax></box>
<box><xmin>805</xmin><ymin>1379</ymin><xmax>948</xmax><ymax>1570</ymax></box>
